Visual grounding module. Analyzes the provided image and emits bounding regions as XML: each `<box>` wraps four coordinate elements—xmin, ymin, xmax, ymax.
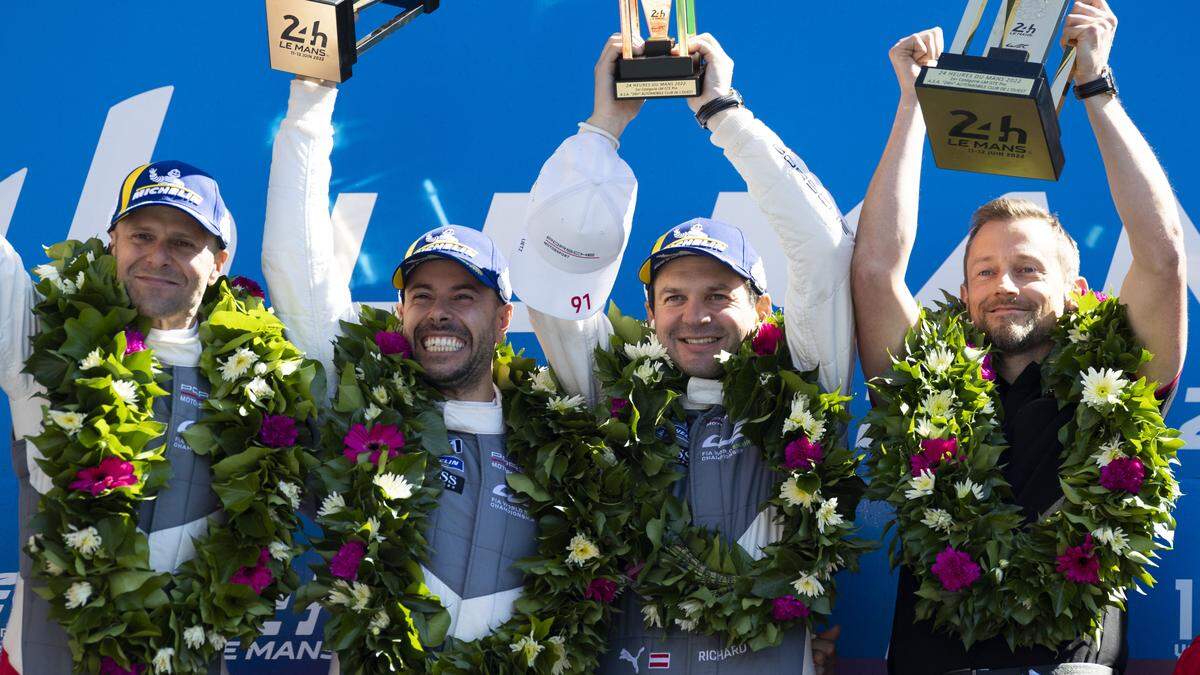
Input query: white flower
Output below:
<box><xmin>759</xmin><ymin>372</ymin><xmax>773</xmax><ymax>386</ymax></box>
<box><xmin>979</xmin><ymin>397</ymin><xmax>996</xmax><ymax>416</ymax></box>
<box><xmin>547</xmin><ymin>394</ymin><xmax>587</xmax><ymax>414</ymax></box>
<box><xmin>634</xmin><ymin>361</ymin><xmax>663</xmax><ymax>384</ymax></box>
<box><xmin>391</xmin><ymin>375</ymin><xmax>415</xmax><ymax>406</ymax></box>
<box><xmin>33</xmin><ymin>264</ymin><xmax>60</xmax><ymax>283</ymax></box>
<box><xmin>64</xmin><ymin>581</ymin><xmax>92</xmax><ymax>609</ymax></box>
<box><xmin>49</xmin><ymin>410</ymin><xmax>85</xmax><ymax>435</ymax></box>
<box><xmin>374</xmin><ymin>473</ymin><xmax>414</xmax><ymax>501</ymax></box>
<box><xmin>921</xmin><ymin>389</ymin><xmax>956</xmax><ymax>418</ymax></box>
<box><xmin>327</xmin><ymin>579</ymin><xmax>372</xmax><ymax>611</ymax></box>
<box><xmin>510</xmin><ymin>632</ymin><xmax>544</xmax><ymax>667</ymax></box>
<box><xmin>714</xmin><ymin>350</ymin><xmax>733</xmax><ymax>364</ymax></box>
<box><xmin>365</xmin><ymin>516</ymin><xmax>385</xmax><ymax>542</ymax></box>
<box><xmin>1092</xmin><ymin>526</ymin><xmax>1129</xmax><ymax>554</ymax></box>
<box><xmin>183</xmin><ymin>626</ymin><xmax>205</xmax><ymax>650</ymax></box>
<box><xmin>674</xmin><ymin>617</ymin><xmax>699</xmax><ymax>632</ymax></box>
<box><xmin>219</xmin><ymin>348</ymin><xmax>259</xmax><ymax>382</ymax></box>
<box><xmin>530</xmin><ymin>367</ymin><xmax>558</xmax><ymax>395</ymax></box>
<box><xmin>318</xmin><ymin>492</ymin><xmax>346</xmax><ymax>517</ymax></box>
<box><xmin>245</xmin><ymin>377</ymin><xmax>274</xmax><ymax>404</ymax></box>
<box><xmin>26</xmin><ymin>534</ymin><xmax>40</xmax><ymax>553</ymax></box>
<box><xmin>905</xmin><ymin>470</ymin><xmax>936</xmax><ymax>500</ymax></box>
<box><xmin>792</xmin><ymin>573</ymin><xmax>825</xmax><ymax>598</ymax></box>
<box><xmin>1093</xmin><ymin>438</ymin><xmax>1125</xmax><ymax>468</ymax></box>
<box><xmin>679</xmin><ymin>599</ymin><xmax>704</xmax><ymax>618</ymax></box>
<box><xmin>364</xmin><ymin>403</ymin><xmax>382</xmax><ymax>421</ymax></box>
<box><xmin>111</xmin><ymin>380</ymin><xmax>140</xmax><ymax>406</ymax></box>
<box><xmin>565</xmin><ymin>533</ymin><xmax>600</xmax><ymax>566</ymax></box>
<box><xmin>277</xmin><ymin>359</ymin><xmax>301</xmax><ymax>377</ymax></box>
<box><xmin>254</xmin><ymin>362</ymin><xmax>269</xmax><ymax>376</ymax></box>
<box><xmin>269</xmin><ymin>541</ymin><xmax>292</xmax><ymax>562</ymax></box>
<box><xmin>547</xmin><ymin>635</ymin><xmax>569</xmax><ymax>675</ymax></box>
<box><xmin>921</xmin><ymin>508</ymin><xmax>954</xmax><ymax>533</ymax></box>
<box><xmin>207</xmin><ymin>632</ymin><xmax>227</xmax><ymax>651</ymax></box>
<box><xmin>64</xmin><ymin>525</ymin><xmax>102</xmax><ymax>558</ymax></box>
<box><xmin>44</xmin><ymin>558</ymin><xmax>65</xmax><ymax>576</ymax></box>
<box><xmin>1080</xmin><ymin>367</ymin><xmax>1128</xmax><ymax>410</ymax></box>
<box><xmin>278</xmin><ymin>481</ymin><xmax>302</xmax><ymax>510</ymax></box>
<box><xmin>624</xmin><ymin>335</ymin><xmax>669</xmax><ymax>362</ymax></box>
<box><xmin>780</xmin><ymin>478</ymin><xmax>819</xmax><ymax>509</ymax></box>
<box><xmin>79</xmin><ymin>348</ymin><xmax>104</xmax><ymax>371</ymax></box>
<box><xmin>371</xmin><ymin>385</ymin><xmax>389</xmax><ymax>404</ymax></box>
<box><xmin>954</xmin><ymin>479</ymin><xmax>984</xmax><ymax>501</ymax></box>
<box><xmin>1068</xmin><ymin>326</ymin><xmax>1089</xmax><ymax>344</ymax></box>
<box><xmin>913</xmin><ymin>418</ymin><xmax>941</xmax><ymax>439</ymax></box>
<box><xmin>152</xmin><ymin>647</ymin><xmax>174</xmax><ymax>673</ymax></box>
<box><xmin>368</xmin><ymin>609</ymin><xmax>391</xmax><ymax>635</ymax></box>
<box><xmin>925</xmin><ymin>348</ymin><xmax>955</xmax><ymax>375</ymax></box>
<box><xmin>642</xmin><ymin>604</ymin><xmax>663</xmax><ymax>628</ymax></box>
<box><xmin>816</xmin><ymin>498</ymin><xmax>844</xmax><ymax>533</ymax></box>
<box><xmin>782</xmin><ymin>393</ymin><xmax>826</xmax><ymax>440</ymax></box>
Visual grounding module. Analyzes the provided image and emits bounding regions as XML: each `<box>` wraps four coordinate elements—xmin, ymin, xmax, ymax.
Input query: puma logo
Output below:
<box><xmin>619</xmin><ymin>647</ymin><xmax>645</xmax><ymax>672</ymax></box>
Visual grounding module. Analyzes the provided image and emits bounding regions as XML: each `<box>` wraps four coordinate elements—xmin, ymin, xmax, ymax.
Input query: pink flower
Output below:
<box><xmin>124</xmin><ymin>328</ymin><xmax>146</xmax><ymax>355</ymax></box>
<box><xmin>1099</xmin><ymin>457</ymin><xmax>1145</xmax><ymax>494</ymax></box>
<box><xmin>771</xmin><ymin>595</ymin><xmax>810</xmax><ymax>621</ymax></box>
<box><xmin>920</xmin><ymin>437</ymin><xmax>960</xmax><ymax>463</ymax></box>
<box><xmin>624</xmin><ymin>560</ymin><xmax>645</xmax><ymax>581</ymax></box>
<box><xmin>259</xmin><ymin>415</ymin><xmax>298</xmax><ymax>448</ymax></box>
<box><xmin>1092</xmin><ymin>290</ymin><xmax>1109</xmax><ymax>303</ymax></box>
<box><xmin>931</xmin><ymin>546</ymin><xmax>981</xmax><ymax>592</ymax></box>
<box><xmin>584</xmin><ymin>578</ymin><xmax>618</xmax><ymax>604</ymax></box>
<box><xmin>784</xmin><ymin>437</ymin><xmax>824</xmax><ymax>470</ymax></box>
<box><xmin>909</xmin><ymin>452</ymin><xmax>935</xmax><ymax>477</ymax></box>
<box><xmin>230</xmin><ymin>276</ymin><xmax>266</xmax><ymax>299</ymax></box>
<box><xmin>69</xmin><ymin>457</ymin><xmax>139</xmax><ymax>496</ymax></box>
<box><xmin>610</xmin><ymin>397</ymin><xmax>631</xmax><ymax>418</ymax></box>
<box><xmin>751</xmin><ymin>322</ymin><xmax>784</xmax><ymax>356</ymax></box>
<box><xmin>1056</xmin><ymin>535</ymin><xmax>1100</xmax><ymax>584</ymax></box>
<box><xmin>231</xmin><ymin>548</ymin><xmax>274</xmax><ymax>595</ymax></box>
<box><xmin>374</xmin><ymin>331</ymin><xmax>413</xmax><ymax>358</ymax></box>
<box><xmin>980</xmin><ymin>354</ymin><xmax>995</xmax><ymax>381</ymax></box>
<box><xmin>100</xmin><ymin>658</ymin><xmax>146</xmax><ymax>675</ymax></box>
<box><xmin>330</xmin><ymin>540</ymin><xmax>366</xmax><ymax>581</ymax></box>
<box><xmin>343</xmin><ymin>424</ymin><xmax>406</xmax><ymax>464</ymax></box>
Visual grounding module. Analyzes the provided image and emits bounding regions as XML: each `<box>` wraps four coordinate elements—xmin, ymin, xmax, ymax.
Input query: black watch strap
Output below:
<box><xmin>696</xmin><ymin>89</ymin><xmax>744</xmax><ymax>129</ymax></box>
<box><xmin>1074</xmin><ymin>68</ymin><xmax>1118</xmax><ymax>100</ymax></box>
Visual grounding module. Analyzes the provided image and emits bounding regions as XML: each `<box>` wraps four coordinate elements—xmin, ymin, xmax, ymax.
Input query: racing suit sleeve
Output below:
<box><xmin>520</xmin><ymin>129</ymin><xmax>635</xmax><ymax>405</ymax></box>
<box><xmin>708</xmin><ymin>108</ymin><xmax>856</xmax><ymax>395</ymax></box>
<box><xmin>262</xmin><ymin>78</ymin><xmax>359</xmax><ymax>396</ymax></box>
<box><xmin>0</xmin><ymin>236</ymin><xmax>37</xmax><ymax>403</ymax></box>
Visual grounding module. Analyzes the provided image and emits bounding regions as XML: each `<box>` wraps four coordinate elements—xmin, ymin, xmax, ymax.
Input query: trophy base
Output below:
<box><xmin>915</xmin><ymin>53</ymin><xmax>1065</xmax><ymax>181</ymax></box>
<box><xmin>615</xmin><ymin>56</ymin><xmax>705</xmax><ymax>100</ymax></box>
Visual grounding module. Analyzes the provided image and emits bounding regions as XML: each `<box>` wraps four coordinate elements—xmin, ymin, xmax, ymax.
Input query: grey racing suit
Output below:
<box><xmin>520</xmin><ymin>108</ymin><xmax>857</xmax><ymax>674</ymax></box>
<box><xmin>260</xmin><ymin>79</ymin><xmax>539</xmax><ymax>668</ymax></box>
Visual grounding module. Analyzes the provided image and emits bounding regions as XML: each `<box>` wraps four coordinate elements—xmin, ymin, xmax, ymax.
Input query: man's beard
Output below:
<box><xmin>977</xmin><ymin>301</ymin><xmax>1056</xmax><ymax>354</ymax></box>
<box><xmin>418</xmin><ymin>325</ymin><xmax>496</xmax><ymax>398</ymax></box>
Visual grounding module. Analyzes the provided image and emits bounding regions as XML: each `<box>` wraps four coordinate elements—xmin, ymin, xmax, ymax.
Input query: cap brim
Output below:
<box><xmin>509</xmin><ymin>234</ymin><xmax>622</xmax><ymax>320</ymax></box>
<box><xmin>394</xmin><ymin>251</ymin><xmax>505</xmax><ymax>301</ymax></box>
<box><xmin>111</xmin><ymin>201</ymin><xmax>227</xmax><ymax>249</ymax></box>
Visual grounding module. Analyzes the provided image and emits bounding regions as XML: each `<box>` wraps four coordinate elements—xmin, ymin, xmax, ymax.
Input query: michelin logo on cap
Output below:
<box><xmin>410</xmin><ymin>228</ymin><xmax>479</xmax><ymax>259</ymax></box>
<box><xmin>663</xmin><ymin>222</ymin><xmax>728</xmax><ymax>253</ymax></box>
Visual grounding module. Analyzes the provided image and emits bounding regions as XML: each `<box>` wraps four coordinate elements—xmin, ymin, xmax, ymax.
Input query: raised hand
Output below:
<box><xmin>587</xmin><ymin>33</ymin><xmax>647</xmax><ymax>140</ymax></box>
<box><xmin>889</xmin><ymin>27</ymin><xmax>943</xmax><ymax>96</ymax></box>
<box><xmin>1062</xmin><ymin>0</ymin><xmax>1117</xmax><ymax>84</ymax></box>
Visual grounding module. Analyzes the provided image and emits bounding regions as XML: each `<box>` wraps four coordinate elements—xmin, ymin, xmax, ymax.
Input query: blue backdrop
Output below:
<box><xmin>1</xmin><ymin>1</ymin><xmax>1197</xmax><ymax>672</ymax></box>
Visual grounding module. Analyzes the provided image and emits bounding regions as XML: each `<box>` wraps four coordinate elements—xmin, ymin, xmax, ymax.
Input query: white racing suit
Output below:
<box><xmin>521</xmin><ymin>108</ymin><xmax>856</xmax><ymax>674</ymax></box>
<box><xmin>0</xmin><ymin>239</ymin><xmax>225</xmax><ymax>674</ymax></box>
<box><xmin>261</xmin><ymin>80</ymin><xmax>540</xmax><ymax>672</ymax></box>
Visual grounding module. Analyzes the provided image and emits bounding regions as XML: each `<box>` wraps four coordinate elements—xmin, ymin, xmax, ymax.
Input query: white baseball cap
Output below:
<box><xmin>509</xmin><ymin>133</ymin><xmax>636</xmax><ymax>320</ymax></box>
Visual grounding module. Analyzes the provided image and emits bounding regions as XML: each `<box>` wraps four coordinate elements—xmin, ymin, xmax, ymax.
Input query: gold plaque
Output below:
<box><xmin>615</xmin><ymin>0</ymin><xmax>704</xmax><ymax>100</ymax></box>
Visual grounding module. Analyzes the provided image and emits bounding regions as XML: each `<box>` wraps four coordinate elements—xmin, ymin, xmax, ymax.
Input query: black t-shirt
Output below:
<box><xmin>886</xmin><ymin>362</ymin><xmax>1129</xmax><ymax>675</ymax></box>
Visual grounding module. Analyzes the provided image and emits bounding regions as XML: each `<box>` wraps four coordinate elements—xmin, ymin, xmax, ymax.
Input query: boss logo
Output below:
<box><xmin>946</xmin><ymin>110</ymin><xmax>1029</xmax><ymax>156</ymax></box>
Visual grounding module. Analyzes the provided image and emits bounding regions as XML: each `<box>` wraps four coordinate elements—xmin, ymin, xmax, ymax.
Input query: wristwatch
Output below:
<box><xmin>1074</xmin><ymin>67</ymin><xmax>1118</xmax><ymax>100</ymax></box>
<box><xmin>696</xmin><ymin>89</ymin><xmax>744</xmax><ymax>129</ymax></box>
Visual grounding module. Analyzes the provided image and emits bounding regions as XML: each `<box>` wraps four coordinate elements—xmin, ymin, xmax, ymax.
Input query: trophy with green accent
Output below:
<box><xmin>615</xmin><ymin>0</ymin><xmax>705</xmax><ymax>100</ymax></box>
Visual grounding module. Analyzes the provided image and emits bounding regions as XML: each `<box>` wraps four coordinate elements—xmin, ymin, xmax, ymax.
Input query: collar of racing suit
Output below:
<box><xmin>146</xmin><ymin>325</ymin><xmax>201</xmax><ymax>367</ymax></box>
<box><xmin>438</xmin><ymin>385</ymin><xmax>505</xmax><ymax>435</ymax></box>
<box><xmin>682</xmin><ymin>377</ymin><xmax>724</xmax><ymax>410</ymax></box>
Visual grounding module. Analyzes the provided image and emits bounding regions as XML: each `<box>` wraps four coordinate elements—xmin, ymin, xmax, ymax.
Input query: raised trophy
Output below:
<box><xmin>615</xmin><ymin>0</ymin><xmax>705</xmax><ymax>100</ymax></box>
<box><xmin>265</xmin><ymin>0</ymin><xmax>440</xmax><ymax>83</ymax></box>
<box><xmin>915</xmin><ymin>0</ymin><xmax>1077</xmax><ymax>180</ymax></box>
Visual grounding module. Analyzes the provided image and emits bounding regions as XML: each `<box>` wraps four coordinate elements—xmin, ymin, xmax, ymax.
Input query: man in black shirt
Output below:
<box><xmin>851</xmin><ymin>1</ymin><xmax>1187</xmax><ymax>673</ymax></box>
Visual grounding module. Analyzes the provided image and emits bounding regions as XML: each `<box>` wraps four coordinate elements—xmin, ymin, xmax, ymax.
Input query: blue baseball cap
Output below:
<box><xmin>639</xmin><ymin>217</ymin><xmax>767</xmax><ymax>294</ymax></box>
<box><xmin>109</xmin><ymin>160</ymin><xmax>234</xmax><ymax>249</ymax></box>
<box><xmin>393</xmin><ymin>226</ymin><xmax>513</xmax><ymax>303</ymax></box>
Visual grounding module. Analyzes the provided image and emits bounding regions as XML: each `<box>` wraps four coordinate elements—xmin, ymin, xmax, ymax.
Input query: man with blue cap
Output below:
<box><xmin>0</xmin><ymin>161</ymin><xmax>236</xmax><ymax>673</ymax></box>
<box><xmin>509</xmin><ymin>33</ymin><xmax>855</xmax><ymax>675</ymax></box>
<box><xmin>262</xmin><ymin>76</ymin><xmax>534</xmax><ymax>667</ymax></box>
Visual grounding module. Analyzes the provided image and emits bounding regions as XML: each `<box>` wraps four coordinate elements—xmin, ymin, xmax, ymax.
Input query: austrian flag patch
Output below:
<box><xmin>648</xmin><ymin>652</ymin><xmax>671</xmax><ymax>669</ymax></box>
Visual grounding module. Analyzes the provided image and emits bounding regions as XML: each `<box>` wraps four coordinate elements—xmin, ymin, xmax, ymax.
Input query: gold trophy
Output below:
<box><xmin>915</xmin><ymin>0</ymin><xmax>1077</xmax><ymax>180</ymax></box>
<box><xmin>615</xmin><ymin>0</ymin><xmax>705</xmax><ymax>100</ymax></box>
<box><xmin>265</xmin><ymin>0</ymin><xmax>439</xmax><ymax>83</ymax></box>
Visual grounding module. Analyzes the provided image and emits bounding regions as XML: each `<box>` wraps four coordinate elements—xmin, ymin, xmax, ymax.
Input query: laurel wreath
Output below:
<box><xmin>862</xmin><ymin>292</ymin><xmax>1183</xmax><ymax>649</ymax></box>
<box><xmin>23</xmin><ymin>239</ymin><xmax>320</xmax><ymax>674</ymax></box>
<box><xmin>595</xmin><ymin>305</ymin><xmax>871</xmax><ymax>651</ymax></box>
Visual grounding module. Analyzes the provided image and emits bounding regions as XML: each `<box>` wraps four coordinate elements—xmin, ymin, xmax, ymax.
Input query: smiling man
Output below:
<box><xmin>0</xmin><ymin>161</ymin><xmax>235</xmax><ymax>674</ymax></box>
<box><xmin>510</xmin><ymin>32</ymin><xmax>854</xmax><ymax>675</ymax></box>
<box><xmin>852</xmin><ymin>2</ymin><xmax>1187</xmax><ymax>672</ymax></box>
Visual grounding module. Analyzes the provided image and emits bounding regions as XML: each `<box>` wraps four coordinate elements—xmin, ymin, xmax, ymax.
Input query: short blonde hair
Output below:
<box><xmin>964</xmin><ymin>197</ymin><xmax>1080</xmax><ymax>282</ymax></box>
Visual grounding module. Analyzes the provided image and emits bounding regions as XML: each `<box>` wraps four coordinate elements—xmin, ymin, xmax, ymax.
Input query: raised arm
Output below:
<box><xmin>690</xmin><ymin>34</ymin><xmax>855</xmax><ymax>394</ymax></box>
<box><xmin>1066</xmin><ymin>0</ymin><xmax>1187</xmax><ymax>386</ymax></box>
<box><xmin>851</xmin><ymin>28</ymin><xmax>943</xmax><ymax>383</ymax></box>
<box><xmin>262</xmin><ymin>78</ymin><xmax>357</xmax><ymax>394</ymax></box>
<box><xmin>0</xmin><ymin>235</ymin><xmax>37</xmax><ymax>400</ymax></box>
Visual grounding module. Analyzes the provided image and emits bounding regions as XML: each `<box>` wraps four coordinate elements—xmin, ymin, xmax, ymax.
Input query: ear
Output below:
<box><xmin>495</xmin><ymin>302</ymin><xmax>514</xmax><ymax>344</ymax></box>
<box><xmin>755</xmin><ymin>292</ymin><xmax>772</xmax><ymax>321</ymax></box>
<box><xmin>209</xmin><ymin>250</ymin><xmax>230</xmax><ymax>285</ymax></box>
<box><xmin>395</xmin><ymin>291</ymin><xmax>404</xmax><ymax>318</ymax></box>
<box><xmin>959</xmin><ymin>282</ymin><xmax>969</xmax><ymax>306</ymax></box>
<box><xmin>645</xmin><ymin>299</ymin><xmax>655</xmax><ymax>324</ymax></box>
